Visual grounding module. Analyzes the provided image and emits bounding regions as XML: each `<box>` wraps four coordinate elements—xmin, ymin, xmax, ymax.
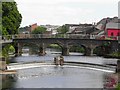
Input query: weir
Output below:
<box><xmin>7</xmin><ymin>62</ymin><xmax>116</xmax><ymax>73</ymax></box>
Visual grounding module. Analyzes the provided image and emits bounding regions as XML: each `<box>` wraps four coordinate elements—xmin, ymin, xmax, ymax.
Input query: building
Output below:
<box><xmin>19</xmin><ymin>26</ymin><xmax>30</xmax><ymax>34</ymax></box>
<box><xmin>40</xmin><ymin>24</ymin><xmax>60</xmax><ymax>34</ymax></box>
<box><xmin>66</xmin><ymin>24</ymin><xmax>94</xmax><ymax>34</ymax></box>
<box><xmin>19</xmin><ymin>23</ymin><xmax>38</xmax><ymax>34</ymax></box>
<box><xmin>94</xmin><ymin>17</ymin><xmax>120</xmax><ymax>37</ymax></box>
<box><xmin>96</xmin><ymin>17</ymin><xmax>119</xmax><ymax>31</ymax></box>
<box><xmin>29</xmin><ymin>23</ymin><xmax>38</xmax><ymax>33</ymax></box>
<box><xmin>65</xmin><ymin>24</ymin><xmax>80</xmax><ymax>34</ymax></box>
<box><xmin>106</xmin><ymin>22</ymin><xmax>120</xmax><ymax>38</ymax></box>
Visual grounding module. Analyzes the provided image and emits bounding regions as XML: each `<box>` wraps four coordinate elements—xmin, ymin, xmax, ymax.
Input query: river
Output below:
<box><xmin>2</xmin><ymin>48</ymin><xmax>118</xmax><ymax>88</ymax></box>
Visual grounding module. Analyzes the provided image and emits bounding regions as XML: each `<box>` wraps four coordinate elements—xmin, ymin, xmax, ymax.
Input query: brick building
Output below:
<box><xmin>29</xmin><ymin>23</ymin><xmax>38</xmax><ymax>33</ymax></box>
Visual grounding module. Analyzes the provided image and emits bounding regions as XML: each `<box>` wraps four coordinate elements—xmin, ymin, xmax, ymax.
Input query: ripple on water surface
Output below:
<box><xmin>14</xmin><ymin>66</ymin><xmax>114</xmax><ymax>88</ymax></box>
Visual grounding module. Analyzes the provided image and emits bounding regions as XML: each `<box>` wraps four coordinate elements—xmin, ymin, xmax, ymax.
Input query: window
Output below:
<box><xmin>117</xmin><ymin>32</ymin><xmax>120</xmax><ymax>36</ymax></box>
<box><xmin>111</xmin><ymin>32</ymin><xmax>114</xmax><ymax>36</ymax></box>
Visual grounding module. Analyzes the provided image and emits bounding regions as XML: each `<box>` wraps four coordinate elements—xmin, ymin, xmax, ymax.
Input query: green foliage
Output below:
<box><xmin>2</xmin><ymin>2</ymin><xmax>22</xmax><ymax>35</ymax></box>
<box><xmin>70</xmin><ymin>46</ymin><xmax>85</xmax><ymax>53</ymax></box>
<box><xmin>2</xmin><ymin>45</ymin><xmax>9</xmax><ymax>59</ymax></box>
<box><xmin>32</xmin><ymin>26</ymin><xmax>47</xmax><ymax>34</ymax></box>
<box><xmin>109</xmin><ymin>52</ymin><xmax>120</xmax><ymax>57</ymax></box>
<box><xmin>2</xmin><ymin>45</ymin><xmax>15</xmax><ymax>64</ymax></box>
<box><xmin>48</xmin><ymin>44</ymin><xmax>62</xmax><ymax>50</ymax></box>
<box><xmin>1</xmin><ymin>2</ymin><xmax>22</xmax><ymax>61</ymax></box>
<box><xmin>116</xmin><ymin>83</ymin><xmax>120</xmax><ymax>90</ymax></box>
<box><xmin>0</xmin><ymin>2</ymin><xmax>2</xmax><ymax>35</ymax></box>
<box><xmin>94</xmin><ymin>42</ymin><xmax>111</xmax><ymax>56</ymax></box>
<box><xmin>9</xmin><ymin>45</ymin><xmax>15</xmax><ymax>53</ymax></box>
<box><xmin>0</xmin><ymin>25</ymin><xmax>2</xmax><ymax>35</ymax></box>
<box><xmin>2</xmin><ymin>26</ymin><xmax>8</xmax><ymax>35</ymax></box>
<box><xmin>57</xmin><ymin>25</ymin><xmax>69</xmax><ymax>34</ymax></box>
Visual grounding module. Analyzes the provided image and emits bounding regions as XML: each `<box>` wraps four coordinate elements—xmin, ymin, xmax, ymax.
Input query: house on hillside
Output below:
<box><xmin>96</xmin><ymin>17</ymin><xmax>119</xmax><ymax>31</ymax></box>
<box><xmin>40</xmin><ymin>24</ymin><xmax>60</xmax><ymax>34</ymax></box>
<box><xmin>106</xmin><ymin>22</ymin><xmax>120</xmax><ymax>39</ymax></box>
<box><xmin>29</xmin><ymin>23</ymin><xmax>38</xmax><ymax>33</ymax></box>
<box><xmin>66</xmin><ymin>24</ymin><xmax>94</xmax><ymax>34</ymax></box>
<box><xmin>19</xmin><ymin>26</ymin><xmax>30</xmax><ymax>34</ymax></box>
<box><xmin>95</xmin><ymin>17</ymin><xmax>120</xmax><ymax>38</ymax></box>
<box><xmin>19</xmin><ymin>23</ymin><xmax>38</xmax><ymax>34</ymax></box>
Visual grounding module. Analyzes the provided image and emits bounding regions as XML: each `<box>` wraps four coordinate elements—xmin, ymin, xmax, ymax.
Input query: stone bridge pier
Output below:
<box><xmin>14</xmin><ymin>43</ymin><xmax>22</xmax><ymax>56</ymax></box>
<box><xmin>39</xmin><ymin>43</ymin><xmax>46</xmax><ymax>56</ymax></box>
<box><xmin>62</xmin><ymin>46</ymin><xmax>70</xmax><ymax>56</ymax></box>
<box><xmin>84</xmin><ymin>44</ymin><xmax>97</xmax><ymax>56</ymax></box>
<box><xmin>14</xmin><ymin>42</ymin><xmax>46</xmax><ymax>56</ymax></box>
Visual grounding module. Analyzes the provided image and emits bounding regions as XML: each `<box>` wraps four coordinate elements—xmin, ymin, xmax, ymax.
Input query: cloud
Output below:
<box><xmin>15</xmin><ymin>0</ymin><xmax>118</xmax><ymax>4</ymax></box>
<box><xmin>14</xmin><ymin>0</ymin><xmax>119</xmax><ymax>27</ymax></box>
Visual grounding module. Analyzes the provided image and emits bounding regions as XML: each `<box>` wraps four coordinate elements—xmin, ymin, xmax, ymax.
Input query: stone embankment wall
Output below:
<box><xmin>0</xmin><ymin>57</ymin><xmax>7</xmax><ymax>70</ymax></box>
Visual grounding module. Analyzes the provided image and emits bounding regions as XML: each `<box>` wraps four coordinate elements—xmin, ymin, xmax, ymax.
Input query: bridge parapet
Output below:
<box><xmin>2</xmin><ymin>34</ymin><xmax>119</xmax><ymax>40</ymax></box>
<box><xmin>0</xmin><ymin>40</ymin><xmax>13</xmax><ymax>44</ymax></box>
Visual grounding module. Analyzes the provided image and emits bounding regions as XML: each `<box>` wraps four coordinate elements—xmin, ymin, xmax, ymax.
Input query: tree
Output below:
<box><xmin>57</xmin><ymin>25</ymin><xmax>69</xmax><ymax>34</ymax></box>
<box><xmin>32</xmin><ymin>26</ymin><xmax>47</xmax><ymax>34</ymax></box>
<box><xmin>2</xmin><ymin>2</ymin><xmax>22</xmax><ymax>35</ymax></box>
<box><xmin>0</xmin><ymin>2</ymin><xmax>2</xmax><ymax>35</ymax></box>
<box><xmin>1</xmin><ymin>1</ymin><xmax>22</xmax><ymax>60</ymax></box>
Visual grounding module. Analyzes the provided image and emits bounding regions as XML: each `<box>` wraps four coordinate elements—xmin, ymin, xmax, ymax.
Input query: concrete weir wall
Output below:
<box><xmin>7</xmin><ymin>62</ymin><xmax>115</xmax><ymax>73</ymax></box>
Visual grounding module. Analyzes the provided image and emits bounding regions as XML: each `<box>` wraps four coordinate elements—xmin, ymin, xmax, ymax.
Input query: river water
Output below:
<box><xmin>2</xmin><ymin>48</ymin><xmax>118</xmax><ymax>88</ymax></box>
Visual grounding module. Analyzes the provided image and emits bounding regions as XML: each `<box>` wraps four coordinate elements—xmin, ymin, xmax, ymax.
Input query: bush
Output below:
<box><xmin>116</xmin><ymin>83</ymin><xmax>120</xmax><ymax>90</ymax></box>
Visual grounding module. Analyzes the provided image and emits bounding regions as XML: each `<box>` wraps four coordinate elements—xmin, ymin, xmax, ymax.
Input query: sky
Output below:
<box><xmin>14</xmin><ymin>0</ymin><xmax>119</xmax><ymax>27</ymax></box>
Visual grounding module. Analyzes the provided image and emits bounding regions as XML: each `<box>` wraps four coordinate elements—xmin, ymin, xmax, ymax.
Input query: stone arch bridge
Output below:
<box><xmin>13</xmin><ymin>35</ymin><xmax>119</xmax><ymax>56</ymax></box>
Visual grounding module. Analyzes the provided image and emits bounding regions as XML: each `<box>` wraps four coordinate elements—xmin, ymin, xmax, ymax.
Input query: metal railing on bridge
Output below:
<box><xmin>1</xmin><ymin>34</ymin><xmax>119</xmax><ymax>40</ymax></box>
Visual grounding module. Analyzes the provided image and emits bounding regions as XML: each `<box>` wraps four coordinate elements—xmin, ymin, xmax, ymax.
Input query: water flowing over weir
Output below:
<box><xmin>10</xmin><ymin>65</ymin><xmax>117</xmax><ymax>88</ymax></box>
<box><xmin>7</xmin><ymin>62</ymin><xmax>116</xmax><ymax>73</ymax></box>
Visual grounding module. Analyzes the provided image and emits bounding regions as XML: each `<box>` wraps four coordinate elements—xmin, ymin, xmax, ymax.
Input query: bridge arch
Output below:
<box><xmin>68</xmin><ymin>43</ymin><xmax>85</xmax><ymax>55</ymax></box>
<box><xmin>22</xmin><ymin>43</ymin><xmax>40</xmax><ymax>55</ymax></box>
<box><xmin>15</xmin><ymin>42</ymin><xmax>40</xmax><ymax>56</ymax></box>
<box><xmin>67</xmin><ymin>42</ymin><xmax>96</xmax><ymax>56</ymax></box>
<box><xmin>45</xmin><ymin>43</ymin><xmax>63</xmax><ymax>55</ymax></box>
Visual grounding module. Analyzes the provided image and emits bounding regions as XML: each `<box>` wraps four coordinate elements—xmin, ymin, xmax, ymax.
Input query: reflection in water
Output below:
<box><xmin>2</xmin><ymin>74</ymin><xmax>17</xmax><ymax>89</ymax></box>
<box><xmin>3</xmin><ymin>48</ymin><xmax>118</xmax><ymax>88</ymax></box>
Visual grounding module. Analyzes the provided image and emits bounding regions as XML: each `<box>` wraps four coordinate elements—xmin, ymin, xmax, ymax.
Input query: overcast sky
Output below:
<box><xmin>15</xmin><ymin>0</ymin><xmax>119</xmax><ymax>27</ymax></box>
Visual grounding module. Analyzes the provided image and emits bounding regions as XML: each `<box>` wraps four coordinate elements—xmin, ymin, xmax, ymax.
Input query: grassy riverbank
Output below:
<box><xmin>104</xmin><ymin>52</ymin><xmax>120</xmax><ymax>59</ymax></box>
<box><xmin>116</xmin><ymin>73</ymin><xmax>120</xmax><ymax>90</ymax></box>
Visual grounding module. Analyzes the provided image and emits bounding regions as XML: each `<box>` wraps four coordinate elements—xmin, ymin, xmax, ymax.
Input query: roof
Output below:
<box><xmin>106</xmin><ymin>23</ymin><xmax>120</xmax><ymax>29</ymax></box>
